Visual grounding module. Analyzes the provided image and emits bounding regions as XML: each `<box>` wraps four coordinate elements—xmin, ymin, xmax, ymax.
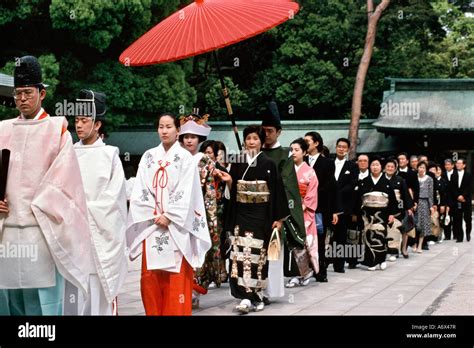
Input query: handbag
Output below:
<box><xmin>431</xmin><ymin>211</ymin><xmax>441</xmax><ymax>237</ymax></box>
<box><xmin>267</xmin><ymin>228</ymin><xmax>281</xmax><ymax>261</ymax></box>
<box><xmin>347</xmin><ymin>228</ymin><xmax>361</xmax><ymax>245</ymax></box>
<box><xmin>406</xmin><ymin>227</ymin><xmax>416</xmax><ymax>238</ymax></box>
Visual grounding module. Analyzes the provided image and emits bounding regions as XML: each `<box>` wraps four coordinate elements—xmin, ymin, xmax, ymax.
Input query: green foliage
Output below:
<box><xmin>0</xmin><ymin>0</ymin><xmax>472</xmax><ymax>126</ymax></box>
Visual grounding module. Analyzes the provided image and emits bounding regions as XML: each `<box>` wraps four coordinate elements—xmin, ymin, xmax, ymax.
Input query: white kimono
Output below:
<box><xmin>72</xmin><ymin>138</ymin><xmax>128</xmax><ymax>315</ymax></box>
<box><xmin>126</xmin><ymin>141</ymin><xmax>211</xmax><ymax>272</ymax></box>
<box><xmin>0</xmin><ymin>115</ymin><xmax>92</xmax><ymax>299</ymax></box>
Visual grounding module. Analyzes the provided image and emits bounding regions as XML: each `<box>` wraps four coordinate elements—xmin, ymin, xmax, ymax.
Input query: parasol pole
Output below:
<box><xmin>212</xmin><ymin>50</ymin><xmax>242</xmax><ymax>151</ymax></box>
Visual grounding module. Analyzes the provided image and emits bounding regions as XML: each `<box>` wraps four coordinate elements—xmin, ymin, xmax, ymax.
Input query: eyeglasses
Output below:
<box><xmin>13</xmin><ymin>89</ymin><xmax>37</xmax><ymax>100</ymax></box>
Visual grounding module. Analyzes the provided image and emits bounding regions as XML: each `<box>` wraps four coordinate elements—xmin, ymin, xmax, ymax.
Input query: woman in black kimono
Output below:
<box><xmin>354</xmin><ymin>157</ymin><xmax>398</xmax><ymax>271</ymax></box>
<box><xmin>384</xmin><ymin>159</ymin><xmax>415</xmax><ymax>260</ymax></box>
<box><xmin>217</xmin><ymin>125</ymin><xmax>289</xmax><ymax>314</ymax></box>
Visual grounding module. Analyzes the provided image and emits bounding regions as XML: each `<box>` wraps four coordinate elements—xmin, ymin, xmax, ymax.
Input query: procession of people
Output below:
<box><xmin>0</xmin><ymin>56</ymin><xmax>472</xmax><ymax>316</ymax></box>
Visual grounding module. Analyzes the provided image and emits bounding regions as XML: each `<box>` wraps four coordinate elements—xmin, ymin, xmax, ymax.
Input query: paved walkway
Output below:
<box><xmin>118</xmin><ymin>237</ymin><xmax>473</xmax><ymax>316</ymax></box>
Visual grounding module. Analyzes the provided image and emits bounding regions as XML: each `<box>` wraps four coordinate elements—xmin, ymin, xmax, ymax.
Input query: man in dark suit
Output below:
<box><xmin>442</xmin><ymin>159</ymin><xmax>456</xmax><ymax>240</ymax></box>
<box><xmin>397</xmin><ymin>152</ymin><xmax>419</xmax><ymax>204</ymax></box>
<box><xmin>304</xmin><ymin>131</ymin><xmax>338</xmax><ymax>282</ymax></box>
<box><xmin>451</xmin><ymin>158</ymin><xmax>472</xmax><ymax>242</ymax></box>
<box><xmin>330</xmin><ymin>138</ymin><xmax>358</xmax><ymax>273</ymax></box>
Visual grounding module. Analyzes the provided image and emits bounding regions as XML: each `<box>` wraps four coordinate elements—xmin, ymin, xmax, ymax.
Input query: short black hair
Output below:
<box><xmin>336</xmin><ymin>137</ymin><xmax>350</xmax><ymax>148</ymax></box>
<box><xmin>457</xmin><ymin>158</ymin><xmax>467</xmax><ymax>165</ymax></box>
<box><xmin>157</xmin><ymin>112</ymin><xmax>179</xmax><ymax>129</ymax></box>
<box><xmin>397</xmin><ymin>152</ymin><xmax>409</xmax><ymax>161</ymax></box>
<box><xmin>179</xmin><ymin>133</ymin><xmax>206</xmax><ymax>144</ymax></box>
<box><xmin>417</xmin><ymin>161</ymin><xmax>428</xmax><ymax>170</ymax></box>
<box><xmin>199</xmin><ymin>140</ymin><xmax>219</xmax><ymax>158</ymax></box>
<box><xmin>357</xmin><ymin>153</ymin><xmax>369</xmax><ymax>161</ymax></box>
<box><xmin>243</xmin><ymin>125</ymin><xmax>266</xmax><ymax>146</ymax></box>
<box><xmin>427</xmin><ymin>161</ymin><xmax>437</xmax><ymax>170</ymax></box>
<box><xmin>322</xmin><ymin>145</ymin><xmax>330</xmax><ymax>158</ymax></box>
<box><xmin>384</xmin><ymin>157</ymin><xmax>398</xmax><ymax>169</ymax></box>
<box><xmin>304</xmin><ymin>131</ymin><xmax>323</xmax><ymax>152</ymax></box>
<box><xmin>369</xmin><ymin>155</ymin><xmax>383</xmax><ymax>167</ymax></box>
<box><xmin>97</xmin><ymin>119</ymin><xmax>107</xmax><ymax>139</ymax></box>
<box><xmin>444</xmin><ymin>158</ymin><xmax>454</xmax><ymax>165</ymax></box>
<box><xmin>290</xmin><ymin>137</ymin><xmax>308</xmax><ymax>153</ymax></box>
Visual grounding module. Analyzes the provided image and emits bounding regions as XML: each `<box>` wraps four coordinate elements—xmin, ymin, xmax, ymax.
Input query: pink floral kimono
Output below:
<box><xmin>295</xmin><ymin>162</ymin><xmax>319</xmax><ymax>273</ymax></box>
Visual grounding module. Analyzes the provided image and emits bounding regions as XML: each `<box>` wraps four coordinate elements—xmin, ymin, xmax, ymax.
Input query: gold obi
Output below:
<box><xmin>236</xmin><ymin>180</ymin><xmax>270</xmax><ymax>204</ymax></box>
<box><xmin>362</xmin><ymin>192</ymin><xmax>389</xmax><ymax>208</ymax></box>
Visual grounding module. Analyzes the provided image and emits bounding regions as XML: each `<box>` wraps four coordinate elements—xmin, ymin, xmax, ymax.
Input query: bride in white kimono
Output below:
<box><xmin>126</xmin><ymin>113</ymin><xmax>211</xmax><ymax>316</ymax></box>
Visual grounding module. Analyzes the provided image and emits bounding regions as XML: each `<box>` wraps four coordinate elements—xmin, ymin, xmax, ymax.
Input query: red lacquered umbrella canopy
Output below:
<box><xmin>119</xmin><ymin>0</ymin><xmax>299</xmax><ymax>66</ymax></box>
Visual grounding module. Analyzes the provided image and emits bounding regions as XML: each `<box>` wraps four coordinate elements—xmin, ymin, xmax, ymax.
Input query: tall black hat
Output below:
<box><xmin>14</xmin><ymin>56</ymin><xmax>43</xmax><ymax>88</ymax></box>
<box><xmin>261</xmin><ymin>101</ymin><xmax>281</xmax><ymax>128</ymax></box>
<box><xmin>76</xmin><ymin>89</ymin><xmax>106</xmax><ymax>119</ymax></box>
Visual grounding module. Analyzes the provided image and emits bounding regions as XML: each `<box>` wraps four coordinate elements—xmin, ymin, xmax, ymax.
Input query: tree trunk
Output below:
<box><xmin>348</xmin><ymin>0</ymin><xmax>390</xmax><ymax>159</ymax></box>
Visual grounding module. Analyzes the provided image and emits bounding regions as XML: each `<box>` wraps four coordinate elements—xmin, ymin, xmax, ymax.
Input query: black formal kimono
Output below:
<box><xmin>225</xmin><ymin>152</ymin><xmax>290</xmax><ymax>302</ymax></box>
<box><xmin>388</xmin><ymin>174</ymin><xmax>414</xmax><ymax>221</ymax></box>
<box><xmin>354</xmin><ymin>175</ymin><xmax>398</xmax><ymax>267</ymax></box>
<box><xmin>386</xmin><ymin>174</ymin><xmax>414</xmax><ymax>255</ymax></box>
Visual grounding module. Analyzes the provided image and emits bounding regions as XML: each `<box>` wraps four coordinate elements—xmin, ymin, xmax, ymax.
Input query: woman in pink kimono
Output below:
<box><xmin>286</xmin><ymin>138</ymin><xmax>319</xmax><ymax>287</ymax></box>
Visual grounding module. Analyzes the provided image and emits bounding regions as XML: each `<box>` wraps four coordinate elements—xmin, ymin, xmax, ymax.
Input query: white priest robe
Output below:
<box><xmin>126</xmin><ymin>141</ymin><xmax>211</xmax><ymax>271</ymax></box>
<box><xmin>0</xmin><ymin>115</ymin><xmax>92</xmax><ymax>300</ymax></box>
<box><xmin>72</xmin><ymin>138</ymin><xmax>128</xmax><ymax>315</ymax></box>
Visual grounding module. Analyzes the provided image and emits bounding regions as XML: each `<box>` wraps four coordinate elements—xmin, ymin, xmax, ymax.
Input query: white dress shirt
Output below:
<box><xmin>334</xmin><ymin>158</ymin><xmax>346</xmax><ymax>181</ymax></box>
<box><xmin>447</xmin><ymin>169</ymin><xmax>453</xmax><ymax>181</ymax></box>
<box><xmin>308</xmin><ymin>153</ymin><xmax>320</xmax><ymax>168</ymax></box>
<box><xmin>359</xmin><ymin>170</ymin><xmax>369</xmax><ymax>180</ymax></box>
<box><xmin>458</xmin><ymin>170</ymin><xmax>464</xmax><ymax>188</ymax></box>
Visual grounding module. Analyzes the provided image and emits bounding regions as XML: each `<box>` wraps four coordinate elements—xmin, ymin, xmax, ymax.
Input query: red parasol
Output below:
<box><xmin>119</xmin><ymin>0</ymin><xmax>299</xmax><ymax>150</ymax></box>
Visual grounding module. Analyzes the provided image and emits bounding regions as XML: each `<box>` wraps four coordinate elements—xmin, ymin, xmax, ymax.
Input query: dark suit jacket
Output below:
<box><xmin>305</xmin><ymin>154</ymin><xmax>338</xmax><ymax>215</ymax></box>
<box><xmin>397</xmin><ymin>168</ymin><xmax>419</xmax><ymax>203</ymax></box>
<box><xmin>434</xmin><ymin>176</ymin><xmax>450</xmax><ymax>207</ymax></box>
<box><xmin>450</xmin><ymin>171</ymin><xmax>472</xmax><ymax>208</ymax></box>
<box><xmin>334</xmin><ymin>159</ymin><xmax>359</xmax><ymax>215</ymax></box>
<box><xmin>442</xmin><ymin>170</ymin><xmax>457</xmax><ymax>208</ymax></box>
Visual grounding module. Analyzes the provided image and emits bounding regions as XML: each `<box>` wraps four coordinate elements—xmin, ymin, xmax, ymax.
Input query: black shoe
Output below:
<box><xmin>422</xmin><ymin>245</ymin><xmax>429</xmax><ymax>250</ymax></box>
<box><xmin>456</xmin><ymin>240</ymin><xmax>463</xmax><ymax>243</ymax></box>
<box><xmin>467</xmin><ymin>235</ymin><xmax>471</xmax><ymax>242</ymax></box>
<box><xmin>315</xmin><ymin>276</ymin><xmax>328</xmax><ymax>283</ymax></box>
<box><xmin>262</xmin><ymin>297</ymin><xmax>271</xmax><ymax>306</ymax></box>
<box><xmin>334</xmin><ymin>268</ymin><xmax>345</xmax><ymax>273</ymax></box>
<box><xmin>348</xmin><ymin>264</ymin><xmax>357</xmax><ymax>269</ymax></box>
<box><xmin>402</xmin><ymin>252</ymin><xmax>409</xmax><ymax>259</ymax></box>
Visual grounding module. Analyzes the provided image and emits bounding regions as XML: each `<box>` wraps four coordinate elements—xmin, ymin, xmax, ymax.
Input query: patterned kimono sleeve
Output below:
<box><xmin>164</xmin><ymin>153</ymin><xmax>205</xmax><ymax>229</ymax></box>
